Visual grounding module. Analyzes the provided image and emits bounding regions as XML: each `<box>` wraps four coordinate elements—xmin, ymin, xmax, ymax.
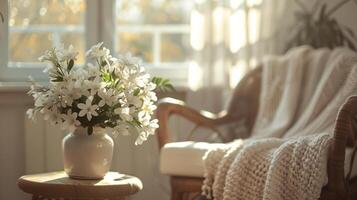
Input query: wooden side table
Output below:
<box><xmin>18</xmin><ymin>171</ymin><xmax>143</xmax><ymax>200</ymax></box>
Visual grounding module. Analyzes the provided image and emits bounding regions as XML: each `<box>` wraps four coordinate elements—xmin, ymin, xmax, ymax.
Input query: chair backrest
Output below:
<box><xmin>224</xmin><ymin>65</ymin><xmax>262</xmax><ymax>135</ymax></box>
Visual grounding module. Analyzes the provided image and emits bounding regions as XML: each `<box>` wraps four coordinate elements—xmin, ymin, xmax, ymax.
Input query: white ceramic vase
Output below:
<box><xmin>62</xmin><ymin>127</ymin><xmax>114</xmax><ymax>179</ymax></box>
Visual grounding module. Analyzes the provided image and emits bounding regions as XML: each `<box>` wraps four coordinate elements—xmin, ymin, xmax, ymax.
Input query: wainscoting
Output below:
<box><xmin>24</xmin><ymin>116</ymin><xmax>64</xmax><ymax>174</ymax></box>
<box><xmin>0</xmin><ymin>90</ymin><xmax>32</xmax><ymax>200</ymax></box>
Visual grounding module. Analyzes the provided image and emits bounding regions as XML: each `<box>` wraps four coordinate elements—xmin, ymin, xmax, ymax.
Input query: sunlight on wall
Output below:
<box><xmin>248</xmin><ymin>8</ymin><xmax>260</xmax><ymax>44</ymax></box>
<box><xmin>190</xmin><ymin>10</ymin><xmax>205</xmax><ymax>51</ymax></box>
<box><xmin>230</xmin><ymin>0</ymin><xmax>244</xmax><ymax>9</ymax></box>
<box><xmin>247</xmin><ymin>0</ymin><xmax>263</xmax><ymax>7</ymax></box>
<box><xmin>229</xmin><ymin>10</ymin><xmax>246</xmax><ymax>53</ymax></box>
<box><xmin>229</xmin><ymin>0</ymin><xmax>262</xmax><ymax>53</ymax></box>
<box><xmin>188</xmin><ymin>61</ymin><xmax>202</xmax><ymax>90</ymax></box>
<box><xmin>213</xmin><ymin>7</ymin><xmax>229</xmax><ymax>45</ymax></box>
<box><xmin>230</xmin><ymin>60</ymin><xmax>247</xmax><ymax>88</ymax></box>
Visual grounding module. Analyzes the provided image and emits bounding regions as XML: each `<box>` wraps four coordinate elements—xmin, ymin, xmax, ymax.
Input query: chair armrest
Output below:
<box><xmin>323</xmin><ymin>96</ymin><xmax>357</xmax><ymax>199</ymax></box>
<box><xmin>156</xmin><ymin>97</ymin><xmax>241</xmax><ymax>149</ymax></box>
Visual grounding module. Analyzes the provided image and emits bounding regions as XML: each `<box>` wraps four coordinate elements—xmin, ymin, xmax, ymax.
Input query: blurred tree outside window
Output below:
<box><xmin>8</xmin><ymin>0</ymin><xmax>86</xmax><ymax>66</ymax></box>
<box><xmin>116</xmin><ymin>0</ymin><xmax>193</xmax><ymax>65</ymax></box>
<box><xmin>1</xmin><ymin>0</ymin><xmax>191</xmax><ymax>82</ymax></box>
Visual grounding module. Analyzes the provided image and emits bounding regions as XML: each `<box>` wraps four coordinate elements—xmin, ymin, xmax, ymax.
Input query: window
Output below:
<box><xmin>0</xmin><ymin>0</ymin><xmax>191</xmax><ymax>85</ymax></box>
<box><xmin>115</xmin><ymin>0</ymin><xmax>193</xmax><ymax>85</ymax></box>
<box><xmin>0</xmin><ymin>0</ymin><xmax>86</xmax><ymax>81</ymax></box>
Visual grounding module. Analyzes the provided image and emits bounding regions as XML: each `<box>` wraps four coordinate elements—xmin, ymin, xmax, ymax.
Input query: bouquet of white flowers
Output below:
<box><xmin>27</xmin><ymin>42</ymin><xmax>173</xmax><ymax>145</ymax></box>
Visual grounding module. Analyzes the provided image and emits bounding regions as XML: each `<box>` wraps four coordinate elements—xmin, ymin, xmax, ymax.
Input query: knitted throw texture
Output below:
<box><xmin>202</xmin><ymin>46</ymin><xmax>357</xmax><ymax>200</ymax></box>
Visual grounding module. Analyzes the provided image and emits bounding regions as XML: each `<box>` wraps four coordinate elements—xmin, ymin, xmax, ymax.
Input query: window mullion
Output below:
<box><xmin>153</xmin><ymin>32</ymin><xmax>161</xmax><ymax>64</ymax></box>
<box><xmin>86</xmin><ymin>0</ymin><xmax>100</xmax><ymax>51</ymax></box>
<box><xmin>87</xmin><ymin>0</ymin><xmax>115</xmax><ymax>54</ymax></box>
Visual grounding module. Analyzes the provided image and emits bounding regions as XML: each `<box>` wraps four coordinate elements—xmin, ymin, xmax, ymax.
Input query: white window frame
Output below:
<box><xmin>0</xmin><ymin>0</ymin><xmax>189</xmax><ymax>86</ymax></box>
<box><xmin>0</xmin><ymin>0</ymin><xmax>92</xmax><ymax>82</ymax></box>
<box><xmin>113</xmin><ymin>0</ymin><xmax>190</xmax><ymax>86</ymax></box>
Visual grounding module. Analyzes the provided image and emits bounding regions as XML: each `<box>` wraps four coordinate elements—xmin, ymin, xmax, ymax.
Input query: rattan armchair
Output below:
<box><xmin>156</xmin><ymin>66</ymin><xmax>357</xmax><ymax>200</ymax></box>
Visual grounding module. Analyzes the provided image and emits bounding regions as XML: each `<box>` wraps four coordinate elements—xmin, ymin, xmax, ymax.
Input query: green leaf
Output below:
<box><xmin>133</xmin><ymin>88</ymin><xmax>141</xmax><ymax>96</ymax></box>
<box><xmin>101</xmin><ymin>61</ymin><xmax>107</xmax><ymax>67</ymax></box>
<box><xmin>166</xmin><ymin>84</ymin><xmax>175</xmax><ymax>91</ymax></box>
<box><xmin>102</xmin><ymin>72</ymin><xmax>111</xmax><ymax>82</ymax></box>
<box><xmin>151</xmin><ymin>77</ymin><xmax>175</xmax><ymax>92</ymax></box>
<box><xmin>68</xmin><ymin>59</ymin><xmax>74</xmax><ymax>72</ymax></box>
<box><xmin>51</xmin><ymin>76</ymin><xmax>64</xmax><ymax>82</ymax></box>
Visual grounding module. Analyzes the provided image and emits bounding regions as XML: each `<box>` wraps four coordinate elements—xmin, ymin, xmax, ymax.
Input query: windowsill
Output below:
<box><xmin>0</xmin><ymin>82</ymin><xmax>32</xmax><ymax>92</ymax></box>
<box><xmin>0</xmin><ymin>65</ymin><xmax>190</xmax><ymax>92</ymax></box>
<box><xmin>0</xmin><ymin>81</ymin><xmax>189</xmax><ymax>93</ymax></box>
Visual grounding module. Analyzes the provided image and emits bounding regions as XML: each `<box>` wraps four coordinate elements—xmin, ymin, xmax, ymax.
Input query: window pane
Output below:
<box><xmin>116</xmin><ymin>0</ymin><xmax>193</xmax><ymax>65</ymax></box>
<box><xmin>62</xmin><ymin>33</ymin><xmax>85</xmax><ymax>64</ymax></box>
<box><xmin>10</xmin><ymin>33</ymin><xmax>52</xmax><ymax>63</ymax></box>
<box><xmin>117</xmin><ymin>0</ymin><xmax>193</xmax><ymax>24</ymax></box>
<box><xmin>9</xmin><ymin>0</ymin><xmax>86</xmax><ymax>66</ymax></box>
<box><xmin>117</xmin><ymin>33</ymin><xmax>153</xmax><ymax>62</ymax></box>
<box><xmin>161</xmin><ymin>34</ymin><xmax>190</xmax><ymax>62</ymax></box>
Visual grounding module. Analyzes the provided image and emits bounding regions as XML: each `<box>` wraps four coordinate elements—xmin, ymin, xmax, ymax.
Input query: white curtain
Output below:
<box><xmin>186</xmin><ymin>0</ymin><xmax>294</xmax><ymax>115</ymax></box>
<box><xmin>110</xmin><ymin>1</ymin><xmax>297</xmax><ymax>200</ymax></box>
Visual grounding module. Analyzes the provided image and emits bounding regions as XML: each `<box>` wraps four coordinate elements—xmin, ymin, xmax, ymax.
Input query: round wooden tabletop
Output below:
<box><xmin>18</xmin><ymin>171</ymin><xmax>143</xmax><ymax>199</ymax></box>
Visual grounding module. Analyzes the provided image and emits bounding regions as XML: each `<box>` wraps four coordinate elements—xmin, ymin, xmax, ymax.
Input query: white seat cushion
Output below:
<box><xmin>160</xmin><ymin>141</ymin><xmax>225</xmax><ymax>177</ymax></box>
<box><xmin>160</xmin><ymin>141</ymin><xmax>357</xmax><ymax>179</ymax></box>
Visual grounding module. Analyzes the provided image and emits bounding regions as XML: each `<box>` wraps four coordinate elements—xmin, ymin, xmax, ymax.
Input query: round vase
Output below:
<box><xmin>62</xmin><ymin>127</ymin><xmax>114</xmax><ymax>179</ymax></box>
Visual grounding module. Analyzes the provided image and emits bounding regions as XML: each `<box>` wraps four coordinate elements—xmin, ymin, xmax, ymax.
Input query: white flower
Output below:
<box><xmin>87</xmin><ymin>63</ymin><xmax>101</xmax><ymax>78</ymax></box>
<box><xmin>127</xmin><ymin>94</ymin><xmax>142</xmax><ymax>108</ymax></box>
<box><xmin>106</xmin><ymin>59</ymin><xmax>118</xmax><ymax>73</ymax></box>
<box><xmin>29</xmin><ymin>43</ymin><xmax>164</xmax><ymax>145</ymax></box>
<box><xmin>61</xmin><ymin>95</ymin><xmax>74</xmax><ymax>107</ymax></box>
<box><xmin>84</xmin><ymin>76</ymin><xmax>102</xmax><ymax>96</ymax></box>
<box><xmin>34</xmin><ymin>90</ymin><xmax>58</xmax><ymax>108</ymax></box>
<box><xmin>134</xmin><ymin>119</ymin><xmax>158</xmax><ymax>145</ymax></box>
<box><xmin>141</xmin><ymin>83</ymin><xmax>157</xmax><ymax>102</ymax></box>
<box><xmin>77</xmin><ymin>97</ymin><xmax>99</xmax><ymax>121</ymax></box>
<box><xmin>62</xmin><ymin>110</ymin><xmax>81</xmax><ymax>132</ymax></box>
<box><xmin>56</xmin><ymin>44</ymin><xmax>78</xmax><ymax>61</ymax></box>
<box><xmin>98</xmin><ymin>88</ymin><xmax>117</xmax><ymax>107</ymax></box>
<box><xmin>43</xmin><ymin>107</ymin><xmax>63</xmax><ymax>125</ymax></box>
<box><xmin>135</xmin><ymin>71</ymin><xmax>150</xmax><ymax>88</ymax></box>
<box><xmin>58</xmin><ymin>82</ymin><xmax>82</xmax><ymax>107</ymax></box>
<box><xmin>117</xmin><ymin>53</ymin><xmax>142</xmax><ymax>67</ymax></box>
<box><xmin>26</xmin><ymin>109</ymin><xmax>35</xmax><ymax>120</ymax></box>
<box><xmin>86</xmin><ymin>42</ymin><xmax>110</xmax><ymax>59</ymax></box>
<box><xmin>135</xmin><ymin>133</ymin><xmax>147</xmax><ymax>145</ymax></box>
<box><xmin>38</xmin><ymin>49</ymin><xmax>55</xmax><ymax>62</ymax></box>
<box><xmin>138</xmin><ymin>101</ymin><xmax>157</xmax><ymax>122</ymax></box>
<box><xmin>114</xmin><ymin>107</ymin><xmax>133</xmax><ymax>121</ymax></box>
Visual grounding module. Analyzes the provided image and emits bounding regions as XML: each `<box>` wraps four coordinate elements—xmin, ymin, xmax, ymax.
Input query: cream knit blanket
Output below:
<box><xmin>202</xmin><ymin>46</ymin><xmax>357</xmax><ymax>200</ymax></box>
